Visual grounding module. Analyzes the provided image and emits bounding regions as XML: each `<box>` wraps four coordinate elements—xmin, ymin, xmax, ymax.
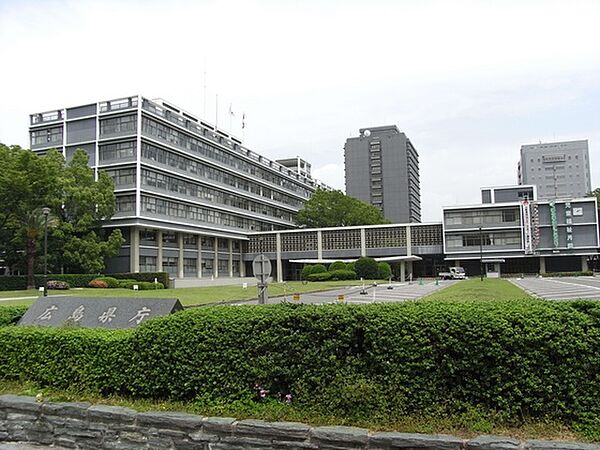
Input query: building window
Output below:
<box><xmin>100</xmin><ymin>115</ymin><xmax>137</xmax><ymax>135</ymax></box>
<box><xmin>140</xmin><ymin>256</ymin><xmax>157</xmax><ymax>272</ymax></box>
<box><xmin>163</xmin><ymin>257</ymin><xmax>178</xmax><ymax>276</ymax></box>
<box><xmin>183</xmin><ymin>258</ymin><xmax>197</xmax><ymax>274</ymax></box>
<box><xmin>31</xmin><ymin>127</ymin><xmax>63</xmax><ymax>145</ymax></box>
<box><xmin>140</xmin><ymin>229</ymin><xmax>156</xmax><ymax>242</ymax></box>
<box><xmin>183</xmin><ymin>234</ymin><xmax>198</xmax><ymax>246</ymax></box>
<box><xmin>99</xmin><ymin>141</ymin><xmax>136</xmax><ymax>160</ymax></box>
<box><xmin>115</xmin><ymin>195</ymin><xmax>135</xmax><ymax>213</ymax></box>
<box><xmin>218</xmin><ymin>259</ymin><xmax>228</xmax><ymax>276</ymax></box>
<box><xmin>163</xmin><ymin>231</ymin><xmax>177</xmax><ymax>244</ymax></box>
<box><xmin>104</xmin><ymin>168</ymin><xmax>135</xmax><ymax>187</ymax></box>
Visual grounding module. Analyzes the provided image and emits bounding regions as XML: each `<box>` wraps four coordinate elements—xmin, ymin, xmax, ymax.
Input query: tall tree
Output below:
<box><xmin>52</xmin><ymin>150</ymin><xmax>124</xmax><ymax>273</ymax></box>
<box><xmin>295</xmin><ymin>189</ymin><xmax>390</xmax><ymax>228</ymax></box>
<box><xmin>0</xmin><ymin>145</ymin><xmax>123</xmax><ymax>280</ymax></box>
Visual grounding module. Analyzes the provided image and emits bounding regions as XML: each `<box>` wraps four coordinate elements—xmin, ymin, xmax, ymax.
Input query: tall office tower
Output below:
<box><xmin>344</xmin><ymin>125</ymin><xmax>421</xmax><ymax>223</ymax></box>
<box><xmin>518</xmin><ymin>140</ymin><xmax>592</xmax><ymax>200</ymax></box>
<box><xmin>29</xmin><ymin>95</ymin><xmax>329</xmax><ymax>279</ymax></box>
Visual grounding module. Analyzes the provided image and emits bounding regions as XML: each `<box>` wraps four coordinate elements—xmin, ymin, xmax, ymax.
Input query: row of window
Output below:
<box><xmin>105</xmin><ymin>168</ymin><xmax>135</xmax><ymax>187</ymax></box>
<box><xmin>141</xmin><ymin>117</ymin><xmax>312</xmax><ymax>197</ymax></box>
<box><xmin>140</xmin><ymin>195</ymin><xmax>275</xmax><ymax>232</ymax></box>
<box><xmin>31</xmin><ymin>127</ymin><xmax>62</xmax><ymax>145</ymax></box>
<box><xmin>100</xmin><ymin>115</ymin><xmax>137</xmax><ymax>136</ymax></box>
<box><xmin>141</xmin><ymin>169</ymin><xmax>294</xmax><ymax>222</ymax></box>
<box><xmin>445</xmin><ymin>209</ymin><xmax>519</xmax><ymax>226</ymax></box>
<box><xmin>446</xmin><ymin>232</ymin><xmax>521</xmax><ymax>248</ymax></box>
<box><xmin>139</xmin><ymin>256</ymin><xmax>240</xmax><ymax>276</ymax></box>
<box><xmin>139</xmin><ymin>229</ymin><xmax>241</xmax><ymax>251</ymax></box>
<box><xmin>141</xmin><ymin>142</ymin><xmax>303</xmax><ymax>209</ymax></box>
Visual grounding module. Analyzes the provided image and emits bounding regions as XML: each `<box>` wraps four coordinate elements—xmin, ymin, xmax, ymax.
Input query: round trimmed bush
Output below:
<box><xmin>328</xmin><ymin>261</ymin><xmax>347</xmax><ymax>272</ymax></box>
<box><xmin>312</xmin><ymin>264</ymin><xmax>327</xmax><ymax>274</ymax></box>
<box><xmin>377</xmin><ymin>262</ymin><xmax>392</xmax><ymax>280</ymax></box>
<box><xmin>301</xmin><ymin>265</ymin><xmax>314</xmax><ymax>280</ymax></box>
<box><xmin>95</xmin><ymin>277</ymin><xmax>120</xmax><ymax>289</ymax></box>
<box><xmin>354</xmin><ymin>257</ymin><xmax>379</xmax><ymax>279</ymax></box>
<box><xmin>329</xmin><ymin>270</ymin><xmax>357</xmax><ymax>281</ymax></box>
<box><xmin>88</xmin><ymin>279</ymin><xmax>109</xmax><ymax>288</ymax></box>
<box><xmin>46</xmin><ymin>280</ymin><xmax>70</xmax><ymax>290</ymax></box>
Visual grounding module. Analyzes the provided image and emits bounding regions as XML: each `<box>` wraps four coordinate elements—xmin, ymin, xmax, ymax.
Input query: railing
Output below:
<box><xmin>30</xmin><ymin>110</ymin><xmax>63</xmax><ymax>125</ymax></box>
<box><xmin>99</xmin><ymin>96</ymin><xmax>139</xmax><ymax>113</ymax></box>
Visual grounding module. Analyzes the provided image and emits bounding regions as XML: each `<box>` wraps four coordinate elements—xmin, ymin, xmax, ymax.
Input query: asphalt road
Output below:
<box><xmin>238</xmin><ymin>280</ymin><xmax>457</xmax><ymax>305</ymax></box>
<box><xmin>511</xmin><ymin>276</ymin><xmax>600</xmax><ymax>300</ymax></box>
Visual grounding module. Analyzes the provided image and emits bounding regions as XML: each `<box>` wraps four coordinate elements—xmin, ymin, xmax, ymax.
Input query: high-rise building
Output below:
<box><xmin>29</xmin><ymin>95</ymin><xmax>329</xmax><ymax>279</ymax></box>
<box><xmin>344</xmin><ymin>125</ymin><xmax>421</xmax><ymax>223</ymax></box>
<box><xmin>517</xmin><ymin>140</ymin><xmax>592</xmax><ymax>200</ymax></box>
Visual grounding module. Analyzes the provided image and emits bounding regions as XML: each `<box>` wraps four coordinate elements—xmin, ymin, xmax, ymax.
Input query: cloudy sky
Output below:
<box><xmin>1</xmin><ymin>0</ymin><xmax>599</xmax><ymax>221</ymax></box>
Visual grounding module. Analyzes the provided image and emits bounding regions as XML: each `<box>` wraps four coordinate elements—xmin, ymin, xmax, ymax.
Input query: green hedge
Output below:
<box><xmin>0</xmin><ymin>300</ymin><xmax>599</xmax><ymax>424</ymax></box>
<box><xmin>306</xmin><ymin>272</ymin><xmax>332</xmax><ymax>282</ymax></box>
<box><xmin>111</xmin><ymin>272</ymin><xmax>170</xmax><ymax>287</ymax></box>
<box><xmin>328</xmin><ymin>269</ymin><xmax>357</xmax><ymax>281</ymax></box>
<box><xmin>0</xmin><ymin>306</ymin><xmax>29</xmax><ymax>327</ymax></box>
<box><xmin>541</xmin><ymin>271</ymin><xmax>594</xmax><ymax>278</ymax></box>
<box><xmin>0</xmin><ymin>272</ymin><xmax>170</xmax><ymax>291</ymax></box>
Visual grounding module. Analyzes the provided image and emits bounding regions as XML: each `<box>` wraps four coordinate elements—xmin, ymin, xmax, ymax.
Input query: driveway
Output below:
<box><xmin>511</xmin><ymin>276</ymin><xmax>600</xmax><ymax>300</ymax></box>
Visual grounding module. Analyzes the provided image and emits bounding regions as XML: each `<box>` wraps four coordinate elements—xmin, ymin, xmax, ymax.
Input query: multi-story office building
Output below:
<box><xmin>443</xmin><ymin>185</ymin><xmax>599</xmax><ymax>276</ymax></box>
<box><xmin>517</xmin><ymin>140</ymin><xmax>592</xmax><ymax>200</ymax></box>
<box><xmin>344</xmin><ymin>126</ymin><xmax>421</xmax><ymax>223</ymax></box>
<box><xmin>29</xmin><ymin>95</ymin><xmax>329</xmax><ymax>279</ymax></box>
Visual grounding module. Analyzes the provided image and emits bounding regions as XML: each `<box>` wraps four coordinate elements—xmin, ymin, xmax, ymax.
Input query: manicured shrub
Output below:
<box><xmin>135</xmin><ymin>281</ymin><xmax>165</xmax><ymax>290</ymax></box>
<box><xmin>95</xmin><ymin>277</ymin><xmax>120</xmax><ymax>289</ymax></box>
<box><xmin>88</xmin><ymin>279</ymin><xmax>109</xmax><ymax>289</ymax></box>
<box><xmin>112</xmin><ymin>272</ymin><xmax>170</xmax><ymax>287</ymax></box>
<box><xmin>306</xmin><ymin>272</ymin><xmax>332</xmax><ymax>282</ymax></box>
<box><xmin>46</xmin><ymin>280</ymin><xmax>70</xmax><ymax>290</ymax></box>
<box><xmin>311</xmin><ymin>264</ymin><xmax>327</xmax><ymax>274</ymax></box>
<box><xmin>301</xmin><ymin>265</ymin><xmax>314</xmax><ymax>280</ymax></box>
<box><xmin>328</xmin><ymin>270</ymin><xmax>357</xmax><ymax>281</ymax></box>
<box><xmin>36</xmin><ymin>274</ymin><xmax>98</xmax><ymax>288</ymax></box>
<box><xmin>1</xmin><ymin>300</ymin><xmax>600</xmax><ymax>426</ymax></box>
<box><xmin>0</xmin><ymin>306</ymin><xmax>28</xmax><ymax>326</ymax></box>
<box><xmin>354</xmin><ymin>257</ymin><xmax>379</xmax><ymax>279</ymax></box>
<box><xmin>377</xmin><ymin>262</ymin><xmax>392</xmax><ymax>280</ymax></box>
<box><xmin>541</xmin><ymin>271</ymin><xmax>594</xmax><ymax>277</ymax></box>
<box><xmin>0</xmin><ymin>276</ymin><xmax>27</xmax><ymax>291</ymax></box>
<box><xmin>117</xmin><ymin>279</ymin><xmax>138</xmax><ymax>289</ymax></box>
<box><xmin>346</xmin><ymin>262</ymin><xmax>355</xmax><ymax>272</ymax></box>
<box><xmin>328</xmin><ymin>261</ymin><xmax>347</xmax><ymax>272</ymax></box>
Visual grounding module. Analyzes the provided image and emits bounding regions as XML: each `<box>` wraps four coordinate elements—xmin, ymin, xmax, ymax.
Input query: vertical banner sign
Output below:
<box><xmin>531</xmin><ymin>202</ymin><xmax>540</xmax><ymax>252</ymax></box>
<box><xmin>549</xmin><ymin>201</ymin><xmax>559</xmax><ymax>251</ymax></box>
<box><xmin>565</xmin><ymin>201</ymin><xmax>573</xmax><ymax>249</ymax></box>
<box><xmin>521</xmin><ymin>200</ymin><xmax>533</xmax><ymax>254</ymax></box>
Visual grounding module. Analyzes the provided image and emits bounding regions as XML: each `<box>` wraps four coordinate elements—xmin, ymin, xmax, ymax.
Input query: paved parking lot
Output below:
<box><xmin>511</xmin><ymin>276</ymin><xmax>600</xmax><ymax>300</ymax></box>
<box><xmin>239</xmin><ymin>280</ymin><xmax>457</xmax><ymax>305</ymax></box>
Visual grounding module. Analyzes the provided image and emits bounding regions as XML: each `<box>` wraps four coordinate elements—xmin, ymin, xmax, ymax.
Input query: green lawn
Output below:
<box><xmin>0</xmin><ymin>280</ymin><xmax>380</xmax><ymax>307</ymax></box>
<box><xmin>422</xmin><ymin>278</ymin><xmax>532</xmax><ymax>302</ymax></box>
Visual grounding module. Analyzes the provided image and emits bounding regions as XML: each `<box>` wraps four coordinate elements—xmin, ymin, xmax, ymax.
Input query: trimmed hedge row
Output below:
<box><xmin>541</xmin><ymin>271</ymin><xmax>594</xmax><ymax>278</ymax></box>
<box><xmin>0</xmin><ymin>272</ymin><xmax>170</xmax><ymax>291</ymax></box>
<box><xmin>0</xmin><ymin>300</ymin><xmax>599</xmax><ymax>424</ymax></box>
<box><xmin>0</xmin><ymin>306</ymin><xmax>29</xmax><ymax>327</ymax></box>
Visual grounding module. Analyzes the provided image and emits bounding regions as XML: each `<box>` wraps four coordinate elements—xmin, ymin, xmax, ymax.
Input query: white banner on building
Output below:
<box><xmin>521</xmin><ymin>199</ymin><xmax>533</xmax><ymax>254</ymax></box>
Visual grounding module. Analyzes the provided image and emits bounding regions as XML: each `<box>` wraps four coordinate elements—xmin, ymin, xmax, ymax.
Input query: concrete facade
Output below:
<box><xmin>518</xmin><ymin>140</ymin><xmax>592</xmax><ymax>200</ymax></box>
<box><xmin>29</xmin><ymin>96</ymin><xmax>330</xmax><ymax>280</ymax></box>
<box><xmin>344</xmin><ymin>125</ymin><xmax>421</xmax><ymax>223</ymax></box>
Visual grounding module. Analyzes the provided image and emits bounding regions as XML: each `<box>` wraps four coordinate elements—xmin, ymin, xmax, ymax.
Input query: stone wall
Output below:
<box><xmin>0</xmin><ymin>395</ymin><xmax>599</xmax><ymax>450</ymax></box>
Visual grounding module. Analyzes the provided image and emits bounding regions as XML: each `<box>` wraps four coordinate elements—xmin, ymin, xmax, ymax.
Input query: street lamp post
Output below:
<box><xmin>42</xmin><ymin>207</ymin><xmax>51</xmax><ymax>296</ymax></box>
<box><xmin>479</xmin><ymin>226</ymin><xmax>484</xmax><ymax>281</ymax></box>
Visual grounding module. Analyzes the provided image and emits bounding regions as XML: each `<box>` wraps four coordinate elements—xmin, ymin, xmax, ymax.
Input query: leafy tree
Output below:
<box><xmin>586</xmin><ymin>188</ymin><xmax>600</xmax><ymax>204</ymax></box>
<box><xmin>51</xmin><ymin>150</ymin><xmax>124</xmax><ymax>273</ymax></box>
<box><xmin>354</xmin><ymin>257</ymin><xmax>379</xmax><ymax>279</ymax></box>
<box><xmin>295</xmin><ymin>189</ymin><xmax>389</xmax><ymax>228</ymax></box>
<box><xmin>311</xmin><ymin>264</ymin><xmax>327</xmax><ymax>274</ymax></box>
<box><xmin>0</xmin><ymin>145</ymin><xmax>123</xmax><ymax>280</ymax></box>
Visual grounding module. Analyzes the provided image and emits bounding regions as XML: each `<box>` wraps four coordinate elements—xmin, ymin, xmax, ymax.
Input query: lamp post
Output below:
<box><xmin>479</xmin><ymin>226</ymin><xmax>484</xmax><ymax>281</ymax></box>
<box><xmin>42</xmin><ymin>207</ymin><xmax>51</xmax><ymax>296</ymax></box>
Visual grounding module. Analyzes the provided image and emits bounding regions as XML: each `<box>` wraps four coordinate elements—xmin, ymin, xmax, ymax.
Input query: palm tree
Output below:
<box><xmin>23</xmin><ymin>208</ymin><xmax>58</xmax><ymax>289</ymax></box>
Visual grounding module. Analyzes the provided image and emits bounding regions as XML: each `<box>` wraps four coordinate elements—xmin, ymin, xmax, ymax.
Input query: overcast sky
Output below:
<box><xmin>1</xmin><ymin>0</ymin><xmax>599</xmax><ymax>222</ymax></box>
